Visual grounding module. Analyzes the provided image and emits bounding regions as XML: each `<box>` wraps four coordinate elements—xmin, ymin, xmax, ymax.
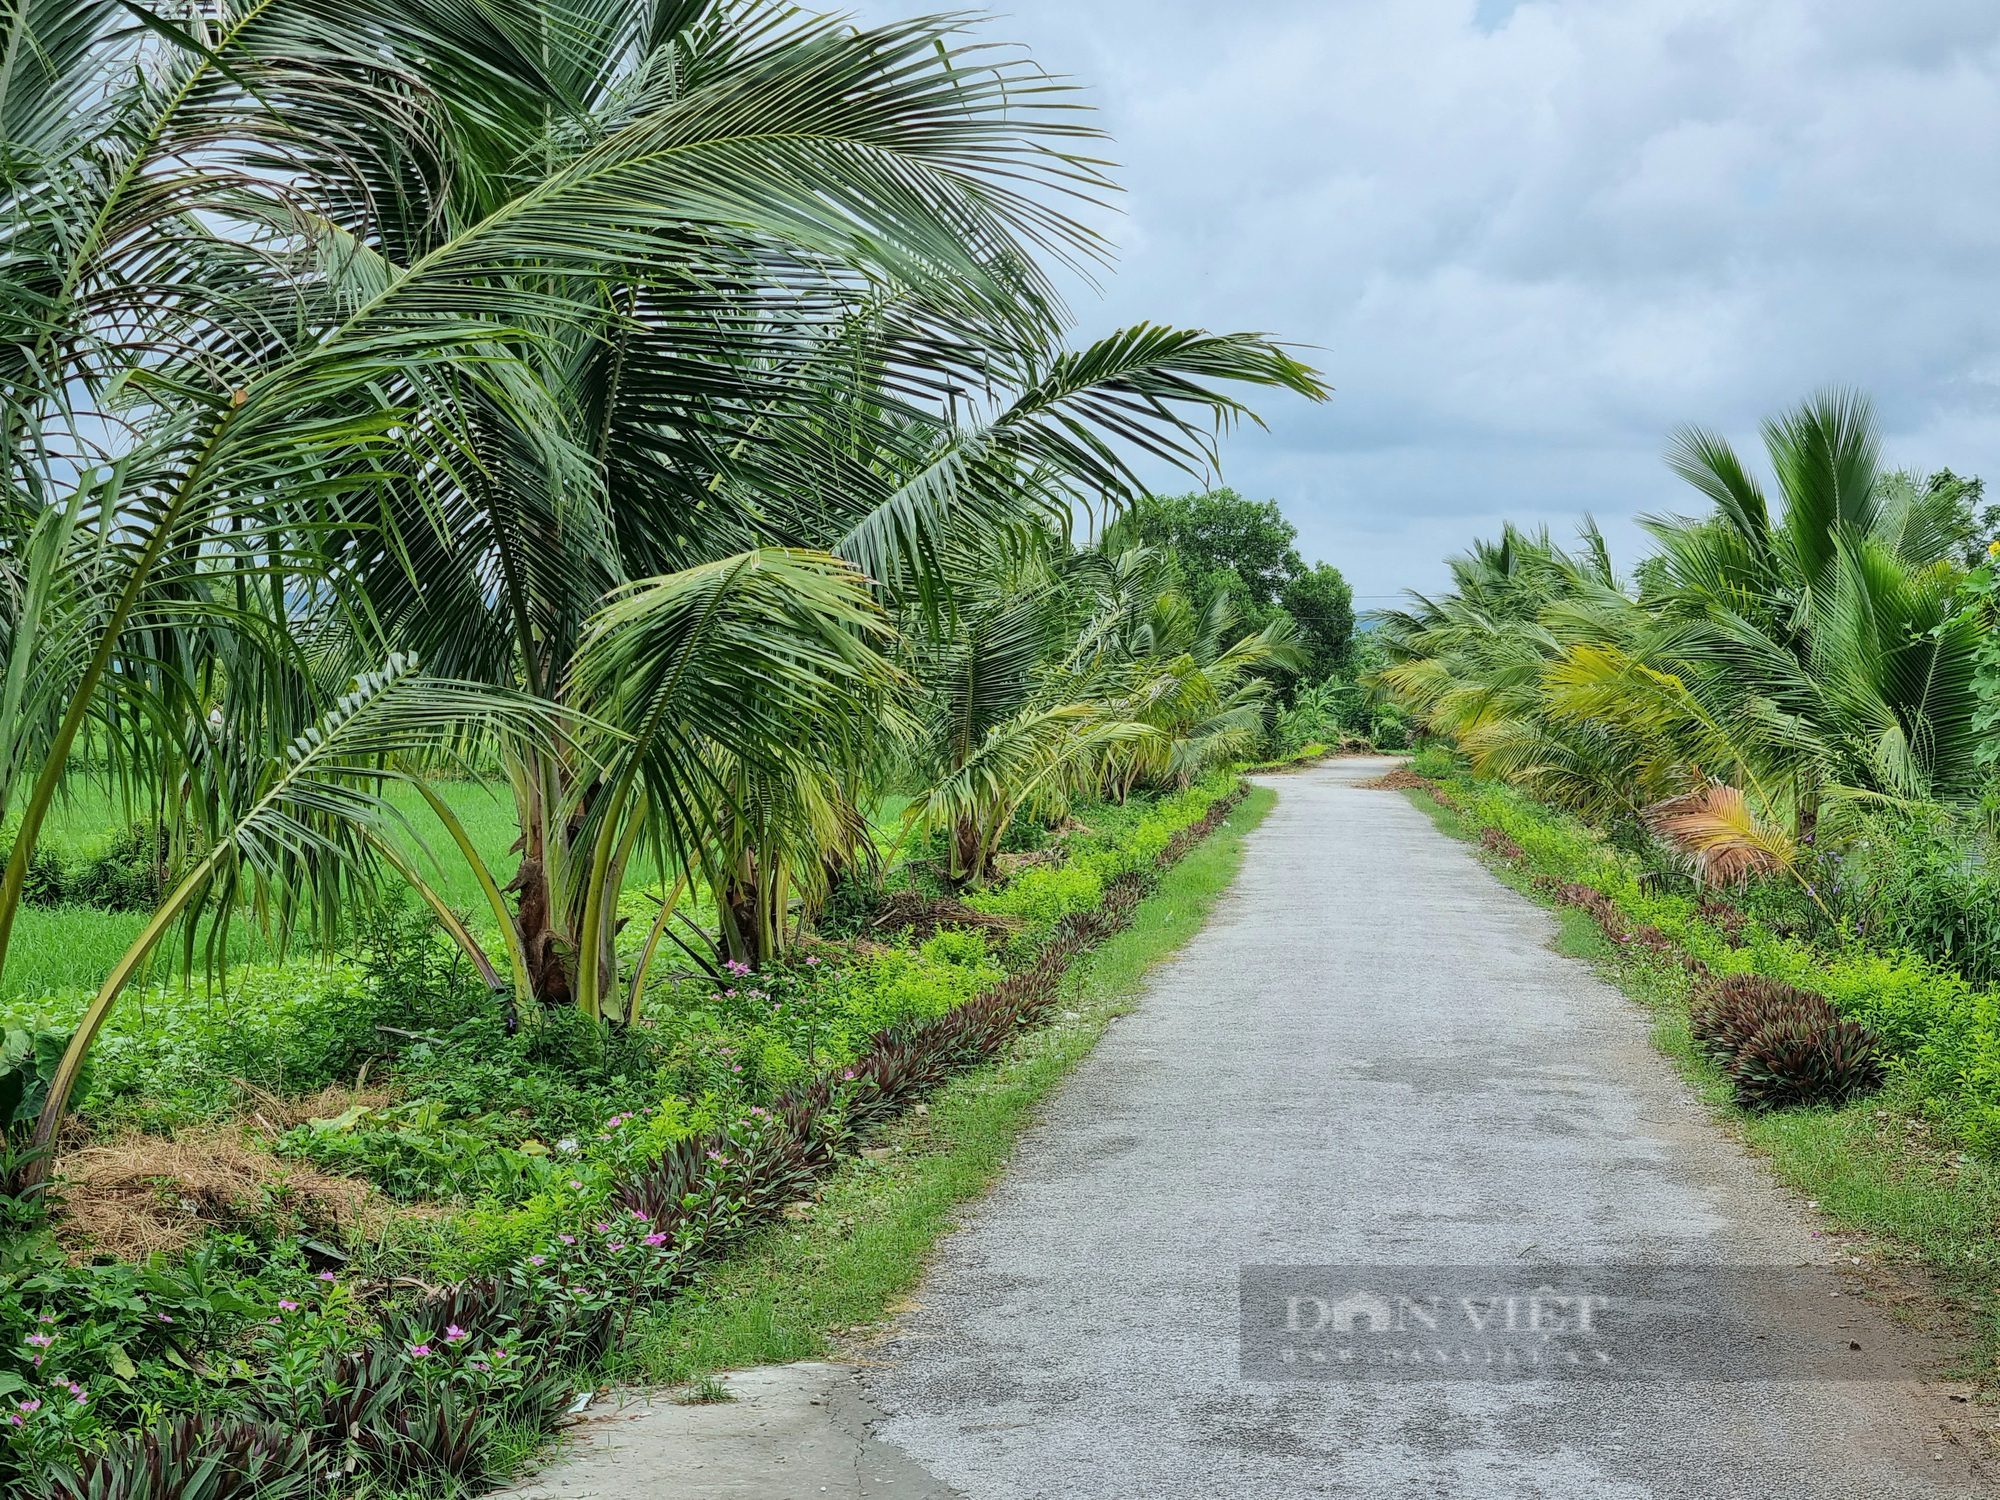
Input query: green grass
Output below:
<box><xmin>1403</xmin><ymin>783</ymin><xmax>2000</xmax><ymax>1383</ymax></box>
<box><xmin>620</xmin><ymin>784</ymin><xmax>1277</xmax><ymax>1383</ymax></box>
<box><xmin>3</xmin><ymin>905</ymin><xmax>148</xmax><ymax>1001</ymax></box>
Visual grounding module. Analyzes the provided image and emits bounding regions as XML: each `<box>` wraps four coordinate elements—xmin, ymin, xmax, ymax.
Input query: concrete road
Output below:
<box><xmin>860</xmin><ymin>758</ymin><xmax>1996</xmax><ymax>1499</ymax></box>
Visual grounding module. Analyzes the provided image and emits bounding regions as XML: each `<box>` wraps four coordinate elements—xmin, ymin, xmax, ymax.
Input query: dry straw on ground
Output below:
<box><xmin>52</xmin><ymin>1086</ymin><xmax>396</xmax><ymax>1261</ymax></box>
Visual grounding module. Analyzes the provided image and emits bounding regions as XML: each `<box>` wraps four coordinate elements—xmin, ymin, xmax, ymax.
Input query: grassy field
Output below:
<box><xmin>5</xmin><ymin>778</ymin><xmax>924</xmax><ymax>1009</ymax></box>
<box><xmin>5</xmin><ymin>780</ymin><xmax>523</xmax><ymax>1006</ymax></box>
<box><xmin>623</xmin><ymin>784</ymin><xmax>1276</xmax><ymax>1385</ymax></box>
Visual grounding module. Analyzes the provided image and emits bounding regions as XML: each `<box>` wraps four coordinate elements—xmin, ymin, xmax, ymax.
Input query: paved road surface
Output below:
<box><xmin>859</xmin><ymin>758</ymin><xmax>1994</xmax><ymax>1499</ymax></box>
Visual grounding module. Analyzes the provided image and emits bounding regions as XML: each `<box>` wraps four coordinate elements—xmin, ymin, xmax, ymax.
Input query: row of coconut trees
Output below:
<box><xmin>1375</xmin><ymin>389</ymin><xmax>1994</xmax><ymax>889</ymax></box>
<box><xmin>0</xmin><ymin>0</ymin><xmax>1325</xmax><ymax>1157</ymax></box>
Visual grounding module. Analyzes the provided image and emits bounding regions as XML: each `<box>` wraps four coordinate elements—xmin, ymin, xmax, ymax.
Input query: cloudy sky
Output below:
<box><xmin>852</xmin><ymin>0</ymin><xmax>2000</xmax><ymax>607</ymax></box>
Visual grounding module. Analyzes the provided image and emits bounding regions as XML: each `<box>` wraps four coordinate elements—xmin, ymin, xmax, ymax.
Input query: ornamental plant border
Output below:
<box><xmin>606</xmin><ymin>782</ymin><xmax>1251</xmax><ymax>1292</ymax></box>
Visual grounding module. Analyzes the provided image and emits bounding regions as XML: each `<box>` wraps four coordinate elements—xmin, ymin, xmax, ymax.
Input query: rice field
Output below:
<box><xmin>5</xmin><ymin>779</ymin><xmax>919</xmax><ymax>1010</ymax></box>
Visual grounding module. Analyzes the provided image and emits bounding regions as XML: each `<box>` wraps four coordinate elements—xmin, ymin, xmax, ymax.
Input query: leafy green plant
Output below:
<box><xmin>1838</xmin><ymin>812</ymin><xmax>2000</xmax><ymax>985</ymax></box>
<box><xmin>1731</xmin><ymin>1015</ymin><xmax>1885</xmax><ymax>1112</ymax></box>
<box><xmin>39</xmin><ymin>1415</ymin><xmax>314</xmax><ymax>1500</ymax></box>
<box><xmin>0</xmin><ymin>1029</ymin><xmax>67</xmax><ymax>1137</ymax></box>
<box><xmin>1689</xmin><ymin>976</ymin><xmax>1838</xmax><ymax>1065</ymax></box>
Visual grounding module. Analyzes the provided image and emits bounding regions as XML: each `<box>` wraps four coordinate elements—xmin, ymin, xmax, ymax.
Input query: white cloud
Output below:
<box><xmin>850</xmin><ymin>0</ymin><xmax>2000</xmax><ymax>600</ymax></box>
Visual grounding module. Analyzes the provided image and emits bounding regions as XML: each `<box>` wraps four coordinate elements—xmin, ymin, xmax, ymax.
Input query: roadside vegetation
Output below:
<box><xmin>1373</xmin><ymin>389</ymin><xmax>2000</xmax><ymax>1377</ymax></box>
<box><xmin>0</xmin><ymin>2</ymin><xmax>1384</xmax><ymax>1495</ymax></box>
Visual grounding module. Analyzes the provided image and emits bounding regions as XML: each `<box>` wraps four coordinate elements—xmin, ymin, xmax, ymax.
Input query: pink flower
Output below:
<box><xmin>724</xmin><ymin>959</ymin><xmax>752</xmax><ymax>976</ymax></box>
<box><xmin>25</xmin><ymin>1334</ymin><xmax>51</xmax><ymax>1348</ymax></box>
<box><xmin>643</xmin><ymin>1232</ymin><xmax>668</xmax><ymax>1247</ymax></box>
<box><xmin>568</xmin><ymin>1180</ymin><xmax>584</xmax><ymax>1190</ymax></box>
<box><xmin>18</xmin><ymin>1400</ymin><xmax>40</xmax><ymax>1414</ymax></box>
<box><xmin>529</xmin><ymin>1255</ymin><xmax>547</xmax><ymax>1266</ymax></box>
<box><xmin>595</xmin><ymin>1222</ymin><xmax>611</xmax><ymax>1233</ymax></box>
<box><xmin>156</xmin><ymin>1313</ymin><xmax>174</xmax><ymax>1324</ymax></box>
<box><xmin>608</xmin><ymin>1243</ymin><xmax>626</xmax><ymax>1253</ymax></box>
<box><xmin>559</xmin><ymin>1234</ymin><xmax>576</xmax><ymax>1245</ymax></box>
<box><xmin>409</xmin><ymin>1343</ymin><xmax>432</xmax><ymax>1359</ymax></box>
<box><xmin>841</xmin><ymin>1070</ymin><xmax>856</xmax><ymax>1081</ymax></box>
<box><xmin>806</xmin><ymin>955</ymin><xmax>821</xmax><ymax>966</ymax></box>
<box><xmin>317</xmin><ymin>1272</ymin><xmax>337</xmax><ymax>1283</ymax></box>
<box><xmin>445</xmin><ymin>1325</ymin><xmax>468</xmax><ymax>1343</ymax></box>
<box><xmin>277</xmin><ymin>1300</ymin><xmax>299</xmax><ymax>1312</ymax></box>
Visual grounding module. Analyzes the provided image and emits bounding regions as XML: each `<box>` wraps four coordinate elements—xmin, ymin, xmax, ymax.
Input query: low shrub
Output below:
<box><xmin>1838</xmin><ymin>811</ymin><xmax>2000</xmax><ymax>986</ymax></box>
<box><xmin>8</xmin><ymin>824</ymin><xmax>178</xmax><ymax>915</ymax></box>
<box><xmin>40</xmin><ymin>1414</ymin><xmax>315</xmax><ymax>1500</ymax></box>
<box><xmin>1689</xmin><ymin>975</ymin><xmax>1838</xmax><ymax>1065</ymax></box>
<box><xmin>1730</xmin><ymin>1015</ymin><xmax>1885</xmax><ymax>1112</ymax></box>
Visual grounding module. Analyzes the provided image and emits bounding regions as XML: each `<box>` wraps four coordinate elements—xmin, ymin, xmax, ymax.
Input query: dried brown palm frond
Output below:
<box><xmin>1643</xmin><ymin>783</ymin><xmax>1798</xmax><ymax>888</ymax></box>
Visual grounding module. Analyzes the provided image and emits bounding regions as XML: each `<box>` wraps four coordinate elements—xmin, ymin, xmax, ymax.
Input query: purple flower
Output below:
<box><xmin>643</xmin><ymin>1232</ymin><xmax>669</xmax><ymax>1247</ymax></box>
<box><xmin>409</xmin><ymin>1343</ymin><xmax>432</xmax><ymax>1359</ymax></box>
<box><xmin>595</xmin><ymin>1221</ymin><xmax>611</xmax><ymax>1233</ymax></box>
<box><xmin>277</xmin><ymin>1300</ymin><xmax>299</xmax><ymax>1312</ymax></box>
<box><xmin>559</xmin><ymin>1234</ymin><xmax>576</xmax><ymax>1245</ymax></box>
<box><xmin>317</xmin><ymin>1271</ymin><xmax>337</xmax><ymax>1283</ymax></box>
<box><xmin>25</xmin><ymin>1334</ymin><xmax>51</xmax><ymax>1348</ymax></box>
<box><xmin>156</xmin><ymin>1313</ymin><xmax>174</xmax><ymax>1324</ymax></box>
<box><xmin>608</xmin><ymin>1243</ymin><xmax>626</xmax><ymax>1253</ymax></box>
<box><xmin>529</xmin><ymin>1254</ymin><xmax>547</xmax><ymax>1266</ymax></box>
<box><xmin>17</xmin><ymin>1400</ymin><xmax>39</xmax><ymax>1414</ymax></box>
<box><xmin>445</xmin><ymin>1324</ymin><xmax>467</xmax><ymax>1343</ymax></box>
<box><xmin>723</xmin><ymin>959</ymin><xmax>752</xmax><ymax>977</ymax></box>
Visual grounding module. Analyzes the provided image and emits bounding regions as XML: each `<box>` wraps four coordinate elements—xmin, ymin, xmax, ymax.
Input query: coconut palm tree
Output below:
<box><xmin>1633</xmin><ymin>388</ymin><xmax>1984</xmax><ymax>819</ymax></box>
<box><xmin>1377</xmin><ymin>391</ymin><xmax>1987</xmax><ymax>872</ymax></box>
<box><xmin>0</xmin><ymin>0</ymin><xmax>1327</xmax><ymax>1017</ymax></box>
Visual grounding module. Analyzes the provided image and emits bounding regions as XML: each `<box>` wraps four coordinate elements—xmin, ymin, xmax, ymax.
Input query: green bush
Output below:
<box><xmin>4</xmin><ymin>823</ymin><xmax>177</xmax><ymax>913</ymax></box>
<box><xmin>2</xmin><ymin>905</ymin><xmax>496</xmax><ymax>1131</ymax></box>
<box><xmin>967</xmin><ymin>863</ymin><xmax>1103</xmax><ymax>927</ymax></box>
<box><xmin>1837</xmin><ymin>812</ymin><xmax>2000</xmax><ymax>985</ymax></box>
